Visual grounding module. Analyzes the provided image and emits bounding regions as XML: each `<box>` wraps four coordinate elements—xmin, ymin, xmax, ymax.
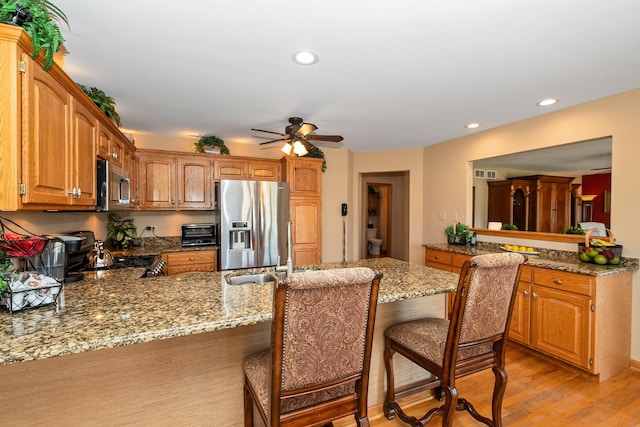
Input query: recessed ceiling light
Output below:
<box><xmin>536</xmin><ymin>98</ymin><xmax>558</xmax><ymax>107</ymax></box>
<box><xmin>292</xmin><ymin>50</ymin><xmax>319</xmax><ymax>65</ymax></box>
<box><xmin>466</xmin><ymin>123</ymin><xmax>480</xmax><ymax>129</ymax></box>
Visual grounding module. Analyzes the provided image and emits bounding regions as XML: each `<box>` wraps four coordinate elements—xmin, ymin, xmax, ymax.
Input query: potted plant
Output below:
<box><xmin>0</xmin><ymin>0</ymin><xmax>69</xmax><ymax>71</ymax></box>
<box><xmin>444</xmin><ymin>223</ymin><xmax>473</xmax><ymax>245</ymax></box>
<box><xmin>194</xmin><ymin>135</ymin><xmax>230</xmax><ymax>155</ymax></box>
<box><xmin>304</xmin><ymin>146</ymin><xmax>327</xmax><ymax>172</ymax></box>
<box><xmin>106</xmin><ymin>213</ymin><xmax>137</xmax><ymax>249</ymax></box>
<box><xmin>501</xmin><ymin>223</ymin><xmax>518</xmax><ymax>231</ymax></box>
<box><xmin>563</xmin><ymin>226</ymin><xmax>585</xmax><ymax>235</ymax></box>
<box><xmin>0</xmin><ymin>248</ymin><xmax>15</xmax><ymax>296</ymax></box>
<box><xmin>77</xmin><ymin>84</ymin><xmax>121</xmax><ymax>127</ymax></box>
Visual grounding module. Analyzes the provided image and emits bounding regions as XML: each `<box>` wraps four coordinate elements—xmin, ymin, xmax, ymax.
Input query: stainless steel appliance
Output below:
<box><xmin>88</xmin><ymin>240</ymin><xmax>114</xmax><ymax>269</ymax></box>
<box><xmin>181</xmin><ymin>223</ymin><xmax>217</xmax><ymax>247</ymax></box>
<box><xmin>96</xmin><ymin>159</ymin><xmax>131</xmax><ymax>211</ymax></box>
<box><xmin>220</xmin><ymin>180</ymin><xmax>290</xmax><ymax>270</ymax></box>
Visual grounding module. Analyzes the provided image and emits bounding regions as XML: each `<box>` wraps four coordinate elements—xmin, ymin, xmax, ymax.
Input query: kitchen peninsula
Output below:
<box><xmin>0</xmin><ymin>258</ymin><xmax>457</xmax><ymax>426</ymax></box>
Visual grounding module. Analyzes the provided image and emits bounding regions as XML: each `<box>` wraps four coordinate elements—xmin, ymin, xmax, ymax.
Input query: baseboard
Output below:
<box><xmin>631</xmin><ymin>358</ymin><xmax>640</xmax><ymax>371</ymax></box>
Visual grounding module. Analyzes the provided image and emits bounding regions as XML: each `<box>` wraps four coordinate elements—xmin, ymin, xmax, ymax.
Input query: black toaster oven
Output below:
<box><xmin>181</xmin><ymin>223</ymin><xmax>217</xmax><ymax>247</ymax></box>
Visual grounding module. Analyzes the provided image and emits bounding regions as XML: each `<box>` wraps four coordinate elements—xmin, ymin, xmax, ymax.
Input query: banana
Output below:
<box><xmin>592</xmin><ymin>238</ymin><xmax>616</xmax><ymax>247</ymax></box>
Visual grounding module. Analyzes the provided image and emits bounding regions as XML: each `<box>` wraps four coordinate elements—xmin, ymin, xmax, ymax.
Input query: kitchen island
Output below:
<box><xmin>0</xmin><ymin>258</ymin><xmax>458</xmax><ymax>426</ymax></box>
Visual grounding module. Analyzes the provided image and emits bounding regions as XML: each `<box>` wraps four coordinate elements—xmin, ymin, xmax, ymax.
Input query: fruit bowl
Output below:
<box><xmin>578</xmin><ymin>243</ymin><xmax>622</xmax><ymax>265</ymax></box>
<box><xmin>577</xmin><ymin>228</ymin><xmax>623</xmax><ymax>265</ymax></box>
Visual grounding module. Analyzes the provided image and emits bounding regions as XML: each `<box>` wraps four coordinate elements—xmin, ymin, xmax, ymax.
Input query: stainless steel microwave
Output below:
<box><xmin>96</xmin><ymin>159</ymin><xmax>130</xmax><ymax>211</ymax></box>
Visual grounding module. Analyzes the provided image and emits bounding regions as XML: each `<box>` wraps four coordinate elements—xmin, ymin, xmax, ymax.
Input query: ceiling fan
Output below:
<box><xmin>252</xmin><ymin>117</ymin><xmax>343</xmax><ymax>156</ymax></box>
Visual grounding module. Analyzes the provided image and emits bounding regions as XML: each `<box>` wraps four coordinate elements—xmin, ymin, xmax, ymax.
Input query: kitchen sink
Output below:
<box><xmin>223</xmin><ymin>267</ymin><xmax>320</xmax><ymax>286</ymax></box>
<box><xmin>224</xmin><ymin>272</ymin><xmax>284</xmax><ymax>286</ymax></box>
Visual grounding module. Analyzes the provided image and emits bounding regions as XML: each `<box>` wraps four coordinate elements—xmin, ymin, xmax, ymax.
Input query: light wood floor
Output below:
<box><xmin>365</xmin><ymin>345</ymin><xmax>640</xmax><ymax>426</ymax></box>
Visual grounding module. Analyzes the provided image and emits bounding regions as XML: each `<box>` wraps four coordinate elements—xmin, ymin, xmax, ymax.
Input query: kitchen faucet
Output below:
<box><xmin>276</xmin><ymin>221</ymin><xmax>294</xmax><ymax>276</ymax></box>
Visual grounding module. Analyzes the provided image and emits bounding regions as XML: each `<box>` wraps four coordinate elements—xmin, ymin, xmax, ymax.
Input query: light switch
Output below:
<box><xmin>439</xmin><ymin>212</ymin><xmax>446</xmax><ymax>220</ymax></box>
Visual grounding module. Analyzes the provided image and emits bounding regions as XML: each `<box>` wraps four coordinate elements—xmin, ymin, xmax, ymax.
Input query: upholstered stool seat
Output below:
<box><xmin>383</xmin><ymin>252</ymin><xmax>524</xmax><ymax>427</ymax></box>
<box><xmin>243</xmin><ymin>267</ymin><xmax>383</xmax><ymax>427</ymax></box>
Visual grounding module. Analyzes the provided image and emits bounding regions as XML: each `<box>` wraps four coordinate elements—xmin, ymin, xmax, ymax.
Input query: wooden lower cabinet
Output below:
<box><xmin>424</xmin><ymin>248</ymin><xmax>470</xmax><ymax>317</ymax></box>
<box><xmin>162</xmin><ymin>250</ymin><xmax>217</xmax><ymax>275</ymax></box>
<box><xmin>508</xmin><ymin>265</ymin><xmax>532</xmax><ymax>345</ymax></box>
<box><xmin>508</xmin><ymin>266</ymin><xmax>631</xmax><ymax>381</ymax></box>
<box><xmin>426</xmin><ymin>248</ymin><xmax>632</xmax><ymax>380</ymax></box>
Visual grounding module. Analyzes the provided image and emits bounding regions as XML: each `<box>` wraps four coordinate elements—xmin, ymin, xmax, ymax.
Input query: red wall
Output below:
<box><xmin>581</xmin><ymin>173</ymin><xmax>611</xmax><ymax>226</ymax></box>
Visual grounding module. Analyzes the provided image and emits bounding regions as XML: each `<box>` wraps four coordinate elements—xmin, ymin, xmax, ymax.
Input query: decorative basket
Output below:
<box><xmin>0</xmin><ymin>271</ymin><xmax>63</xmax><ymax>314</ymax></box>
<box><xmin>577</xmin><ymin>228</ymin><xmax>623</xmax><ymax>265</ymax></box>
<box><xmin>0</xmin><ymin>216</ymin><xmax>47</xmax><ymax>258</ymax></box>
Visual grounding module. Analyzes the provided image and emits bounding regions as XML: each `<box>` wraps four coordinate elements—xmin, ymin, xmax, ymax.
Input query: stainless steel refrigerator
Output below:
<box><xmin>220</xmin><ymin>180</ymin><xmax>290</xmax><ymax>270</ymax></box>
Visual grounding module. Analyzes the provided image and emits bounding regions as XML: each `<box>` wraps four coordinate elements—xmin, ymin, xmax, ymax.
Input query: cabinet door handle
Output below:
<box><xmin>553</xmin><ymin>279</ymin><xmax>563</xmax><ymax>285</ymax></box>
<box><xmin>68</xmin><ymin>187</ymin><xmax>77</xmax><ymax>197</ymax></box>
<box><xmin>532</xmin><ymin>292</ymin><xmax>538</xmax><ymax>300</ymax></box>
<box><xmin>178</xmin><ymin>200</ymin><xmax>182</xmax><ymax>205</ymax></box>
<box><xmin>189</xmin><ymin>257</ymin><xmax>195</xmax><ymax>261</ymax></box>
<box><xmin>434</xmin><ymin>255</ymin><xmax>440</xmax><ymax>259</ymax></box>
<box><xmin>523</xmin><ymin>290</ymin><xmax>529</xmax><ymax>297</ymax></box>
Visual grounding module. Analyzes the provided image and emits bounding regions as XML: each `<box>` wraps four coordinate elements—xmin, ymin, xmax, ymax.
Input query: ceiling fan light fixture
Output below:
<box><xmin>293</xmin><ymin>140</ymin><xmax>308</xmax><ymax>156</ymax></box>
<box><xmin>536</xmin><ymin>98</ymin><xmax>558</xmax><ymax>107</ymax></box>
<box><xmin>292</xmin><ymin>50</ymin><xmax>318</xmax><ymax>65</ymax></box>
<box><xmin>281</xmin><ymin>142</ymin><xmax>293</xmax><ymax>155</ymax></box>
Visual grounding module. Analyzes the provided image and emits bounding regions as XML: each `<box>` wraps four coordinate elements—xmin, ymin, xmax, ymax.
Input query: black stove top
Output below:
<box><xmin>111</xmin><ymin>255</ymin><xmax>157</xmax><ymax>269</ymax></box>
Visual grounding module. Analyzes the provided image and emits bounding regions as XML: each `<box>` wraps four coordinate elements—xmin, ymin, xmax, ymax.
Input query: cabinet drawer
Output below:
<box><xmin>165</xmin><ymin>250</ymin><xmax>217</xmax><ymax>265</ymax></box>
<box><xmin>519</xmin><ymin>265</ymin><xmax>532</xmax><ymax>283</ymax></box>
<box><xmin>452</xmin><ymin>253</ymin><xmax>470</xmax><ymax>268</ymax></box>
<box><xmin>425</xmin><ymin>250</ymin><xmax>452</xmax><ymax>266</ymax></box>
<box><xmin>533</xmin><ymin>268</ymin><xmax>592</xmax><ymax>297</ymax></box>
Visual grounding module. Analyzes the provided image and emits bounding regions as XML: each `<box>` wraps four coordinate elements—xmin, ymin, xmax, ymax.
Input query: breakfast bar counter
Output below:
<box><xmin>0</xmin><ymin>257</ymin><xmax>457</xmax><ymax>426</ymax></box>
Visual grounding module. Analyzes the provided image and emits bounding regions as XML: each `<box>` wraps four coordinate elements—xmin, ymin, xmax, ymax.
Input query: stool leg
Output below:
<box><xmin>383</xmin><ymin>338</ymin><xmax>397</xmax><ymax>420</ymax></box>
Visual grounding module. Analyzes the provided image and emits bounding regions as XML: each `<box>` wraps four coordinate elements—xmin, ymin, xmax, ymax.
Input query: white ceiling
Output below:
<box><xmin>54</xmin><ymin>0</ymin><xmax>640</xmax><ymax>160</ymax></box>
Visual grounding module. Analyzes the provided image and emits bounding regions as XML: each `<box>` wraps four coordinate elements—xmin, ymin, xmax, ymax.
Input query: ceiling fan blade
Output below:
<box><xmin>259</xmin><ymin>138</ymin><xmax>287</xmax><ymax>146</ymax></box>
<box><xmin>298</xmin><ymin>123</ymin><xmax>318</xmax><ymax>136</ymax></box>
<box><xmin>310</xmin><ymin>140</ymin><xmax>344</xmax><ymax>149</ymax></box>
<box><xmin>252</xmin><ymin>128</ymin><xmax>286</xmax><ymax>137</ymax></box>
<box><xmin>306</xmin><ymin>134</ymin><xmax>344</xmax><ymax>142</ymax></box>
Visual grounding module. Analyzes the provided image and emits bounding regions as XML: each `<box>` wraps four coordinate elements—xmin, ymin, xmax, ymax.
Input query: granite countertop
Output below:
<box><xmin>423</xmin><ymin>242</ymin><xmax>639</xmax><ymax>276</ymax></box>
<box><xmin>0</xmin><ymin>258</ymin><xmax>458</xmax><ymax>366</ymax></box>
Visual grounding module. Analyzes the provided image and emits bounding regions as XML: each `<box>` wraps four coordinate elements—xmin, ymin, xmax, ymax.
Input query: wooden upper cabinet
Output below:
<box><xmin>69</xmin><ymin>98</ymin><xmax>97</xmax><ymax>206</ymax></box>
<box><xmin>138</xmin><ymin>152</ymin><xmax>176</xmax><ymax>209</ymax></box>
<box><xmin>248</xmin><ymin>160</ymin><xmax>280</xmax><ymax>181</ymax></box>
<box><xmin>97</xmin><ymin>124</ymin><xmax>126</xmax><ymax>167</ymax></box>
<box><xmin>0</xmin><ymin>25</ymin><xmax>134</xmax><ymax>210</ymax></box>
<box><xmin>281</xmin><ymin>157</ymin><xmax>323</xmax><ymax>197</ymax></box>
<box><xmin>20</xmin><ymin>59</ymin><xmax>72</xmax><ymax>206</ymax></box>
<box><xmin>177</xmin><ymin>157</ymin><xmax>213</xmax><ymax>209</ymax></box>
<box><xmin>214</xmin><ymin>158</ymin><xmax>247</xmax><ymax>180</ymax></box>
<box><xmin>137</xmin><ymin>150</ymin><xmax>213</xmax><ymax>210</ymax></box>
<box><xmin>214</xmin><ymin>157</ymin><xmax>280</xmax><ymax>181</ymax></box>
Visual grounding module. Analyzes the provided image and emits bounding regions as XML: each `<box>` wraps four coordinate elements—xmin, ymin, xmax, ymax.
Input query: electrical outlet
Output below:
<box><xmin>439</xmin><ymin>212</ymin><xmax>446</xmax><ymax>220</ymax></box>
<box><xmin>452</xmin><ymin>212</ymin><xmax>458</xmax><ymax>220</ymax></box>
<box><xmin>145</xmin><ymin>226</ymin><xmax>156</xmax><ymax>231</ymax></box>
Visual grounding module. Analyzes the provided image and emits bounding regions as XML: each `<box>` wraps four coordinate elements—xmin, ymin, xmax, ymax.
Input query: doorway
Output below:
<box><xmin>365</xmin><ymin>183</ymin><xmax>391</xmax><ymax>258</ymax></box>
<box><xmin>361</xmin><ymin>171</ymin><xmax>410</xmax><ymax>261</ymax></box>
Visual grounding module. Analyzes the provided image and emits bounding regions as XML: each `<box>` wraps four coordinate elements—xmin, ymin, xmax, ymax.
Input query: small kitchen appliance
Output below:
<box><xmin>181</xmin><ymin>223</ymin><xmax>217</xmax><ymax>247</ymax></box>
<box><xmin>96</xmin><ymin>159</ymin><xmax>131</xmax><ymax>211</ymax></box>
<box><xmin>88</xmin><ymin>240</ymin><xmax>114</xmax><ymax>269</ymax></box>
